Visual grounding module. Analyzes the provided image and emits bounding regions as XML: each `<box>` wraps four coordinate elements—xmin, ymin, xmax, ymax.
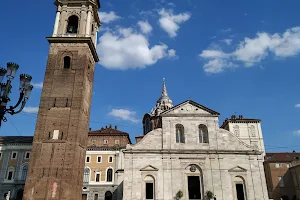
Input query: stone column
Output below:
<box><xmin>0</xmin><ymin>150</ymin><xmax>10</xmax><ymax>181</ymax></box>
<box><xmin>52</xmin><ymin>6</ymin><xmax>62</xmax><ymax>36</ymax></box>
<box><xmin>85</xmin><ymin>6</ymin><xmax>92</xmax><ymax>36</ymax></box>
<box><xmin>58</xmin><ymin>5</ymin><xmax>68</xmax><ymax>35</ymax></box>
<box><xmin>80</xmin><ymin>5</ymin><xmax>87</xmax><ymax>36</ymax></box>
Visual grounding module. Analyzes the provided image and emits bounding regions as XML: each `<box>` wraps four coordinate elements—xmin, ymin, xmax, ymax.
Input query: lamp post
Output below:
<box><xmin>0</xmin><ymin>62</ymin><xmax>33</xmax><ymax>127</ymax></box>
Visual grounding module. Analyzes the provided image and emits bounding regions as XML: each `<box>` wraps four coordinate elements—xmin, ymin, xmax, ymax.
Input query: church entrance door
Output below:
<box><xmin>188</xmin><ymin>176</ymin><xmax>201</xmax><ymax>199</ymax></box>
<box><xmin>236</xmin><ymin>184</ymin><xmax>245</xmax><ymax>200</ymax></box>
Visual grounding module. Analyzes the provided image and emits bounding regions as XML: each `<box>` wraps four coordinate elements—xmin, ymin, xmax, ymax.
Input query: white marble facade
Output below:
<box><xmin>122</xmin><ymin>81</ymin><xmax>269</xmax><ymax>200</ymax></box>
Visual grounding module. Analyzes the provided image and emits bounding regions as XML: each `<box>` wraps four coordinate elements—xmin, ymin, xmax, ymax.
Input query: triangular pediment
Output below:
<box><xmin>140</xmin><ymin>165</ymin><xmax>159</xmax><ymax>171</ymax></box>
<box><xmin>161</xmin><ymin>100</ymin><xmax>220</xmax><ymax>116</ymax></box>
<box><xmin>228</xmin><ymin>166</ymin><xmax>247</xmax><ymax>173</ymax></box>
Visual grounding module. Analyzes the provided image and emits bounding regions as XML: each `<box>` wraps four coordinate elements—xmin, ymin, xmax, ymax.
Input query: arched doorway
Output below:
<box><xmin>105</xmin><ymin>191</ymin><xmax>112</xmax><ymax>200</ymax></box>
<box><xmin>16</xmin><ymin>189</ymin><xmax>24</xmax><ymax>200</ymax></box>
<box><xmin>185</xmin><ymin>164</ymin><xmax>204</xmax><ymax>200</ymax></box>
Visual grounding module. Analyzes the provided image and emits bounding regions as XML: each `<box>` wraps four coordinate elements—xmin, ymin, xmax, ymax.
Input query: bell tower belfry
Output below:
<box><xmin>23</xmin><ymin>0</ymin><xmax>100</xmax><ymax>199</ymax></box>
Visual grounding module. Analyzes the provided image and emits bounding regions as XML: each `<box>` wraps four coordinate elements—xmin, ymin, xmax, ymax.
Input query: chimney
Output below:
<box><xmin>109</xmin><ymin>124</ymin><xmax>112</xmax><ymax>128</ymax></box>
<box><xmin>115</xmin><ymin>125</ymin><xmax>117</xmax><ymax>130</ymax></box>
<box><xmin>105</xmin><ymin>126</ymin><xmax>107</xmax><ymax>128</ymax></box>
<box><xmin>89</xmin><ymin>128</ymin><xmax>92</xmax><ymax>132</ymax></box>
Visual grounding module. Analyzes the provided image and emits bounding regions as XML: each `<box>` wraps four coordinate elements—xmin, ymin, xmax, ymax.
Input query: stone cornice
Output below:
<box><xmin>162</xmin><ymin>113</ymin><xmax>219</xmax><ymax>117</ymax></box>
<box><xmin>47</xmin><ymin>37</ymin><xmax>99</xmax><ymax>62</ymax></box>
<box><xmin>124</xmin><ymin>149</ymin><xmax>263</xmax><ymax>155</ymax></box>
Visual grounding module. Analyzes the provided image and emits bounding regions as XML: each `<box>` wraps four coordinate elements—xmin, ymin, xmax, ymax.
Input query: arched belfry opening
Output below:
<box><xmin>66</xmin><ymin>15</ymin><xmax>79</xmax><ymax>34</ymax></box>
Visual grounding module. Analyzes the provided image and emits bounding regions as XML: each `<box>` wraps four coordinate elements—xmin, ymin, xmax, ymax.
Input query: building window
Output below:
<box><xmin>64</xmin><ymin>56</ymin><xmax>71</xmax><ymax>69</ymax></box>
<box><xmin>106</xmin><ymin>168</ymin><xmax>113</xmax><ymax>182</ymax></box>
<box><xmin>275</xmin><ymin>163</ymin><xmax>282</xmax><ymax>168</ymax></box>
<box><xmin>97</xmin><ymin>156</ymin><xmax>102</xmax><ymax>163</ymax></box>
<box><xmin>6</xmin><ymin>167</ymin><xmax>15</xmax><ymax>181</ymax></box>
<box><xmin>199</xmin><ymin>124</ymin><xmax>209</xmax><ymax>143</ymax></box>
<box><xmin>103</xmin><ymin>140</ymin><xmax>108</xmax><ymax>145</ymax></box>
<box><xmin>175</xmin><ymin>124</ymin><xmax>185</xmax><ymax>143</ymax></box>
<box><xmin>145</xmin><ymin>175</ymin><xmax>155</xmax><ymax>200</ymax></box>
<box><xmin>24</xmin><ymin>152</ymin><xmax>30</xmax><ymax>159</ymax></box>
<box><xmin>278</xmin><ymin>176</ymin><xmax>284</xmax><ymax>187</ymax></box>
<box><xmin>145</xmin><ymin>118</ymin><xmax>151</xmax><ymax>133</ymax></box>
<box><xmin>21</xmin><ymin>165</ymin><xmax>28</xmax><ymax>181</ymax></box>
<box><xmin>83</xmin><ymin>167</ymin><xmax>90</xmax><ymax>183</ymax></box>
<box><xmin>105</xmin><ymin>191</ymin><xmax>112</xmax><ymax>200</ymax></box>
<box><xmin>233</xmin><ymin>125</ymin><xmax>240</xmax><ymax>137</ymax></box>
<box><xmin>11</xmin><ymin>152</ymin><xmax>17</xmax><ymax>159</ymax></box>
<box><xmin>115</xmin><ymin>140</ymin><xmax>120</xmax><ymax>145</ymax></box>
<box><xmin>108</xmin><ymin>156</ymin><xmax>113</xmax><ymax>163</ymax></box>
<box><xmin>66</xmin><ymin>15</ymin><xmax>79</xmax><ymax>34</ymax></box>
<box><xmin>86</xmin><ymin>156</ymin><xmax>90</xmax><ymax>163</ymax></box>
<box><xmin>95</xmin><ymin>173</ymin><xmax>100</xmax><ymax>182</ymax></box>
<box><xmin>249</xmin><ymin>125</ymin><xmax>256</xmax><ymax>137</ymax></box>
<box><xmin>94</xmin><ymin>194</ymin><xmax>98</xmax><ymax>200</ymax></box>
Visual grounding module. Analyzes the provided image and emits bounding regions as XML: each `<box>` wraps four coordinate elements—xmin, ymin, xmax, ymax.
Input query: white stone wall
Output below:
<box><xmin>123</xmin><ymin>102</ymin><xmax>269</xmax><ymax>200</ymax></box>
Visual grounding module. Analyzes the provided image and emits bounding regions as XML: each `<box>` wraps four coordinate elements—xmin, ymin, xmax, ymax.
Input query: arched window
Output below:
<box><xmin>21</xmin><ymin>164</ymin><xmax>28</xmax><ymax>181</ymax></box>
<box><xmin>66</xmin><ymin>15</ymin><xmax>79</xmax><ymax>34</ymax></box>
<box><xmin>106</xmin><ymin>168</ymin><xmax>113</xmax><ymax>182</ymax></box>
<box><xmin>199</xmin><ymin>124</ymin><xmax>209</xmax><ymax>143</ymax></box>
<box><xmin>145</xmin><ymin>118</ymin><xmax>151</xmax><ymax>133</ymax></box>
<box><xmin>144</xmin><ymin>175</ymin><xmax>155</xmax><ymax>200</ymax></box>
<box><xmin>6</xmin><ymin>166</ymin><xmax>15</xmax><ymax>181</ymax></box>
<box><xmin>64</xmin><ymin>56</ymin><xmax>71</xmax><ymax>69</ymax></box>
<box><xmin>105</xmin><ymin>191</ymin><xmax>112</xmax><ymax>200</ymax></box>
<box><xmin>234</xmin><ymin>176</ymin><xmax>247</xmax><ymax>200</ymax></box>
<box><xmin>176</xmin><ymin>124</ymin><xmax>185</xmax><ymax>143</ymax></box>
<box><xmin>83</xmin><ymin>168</ymin><xmax>90</xmax><ymax>183</ymax></box>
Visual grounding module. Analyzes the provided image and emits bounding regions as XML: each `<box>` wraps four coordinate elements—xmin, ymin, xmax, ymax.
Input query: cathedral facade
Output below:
<box><xmin>122</xmin><ymin>80</ymin><xmax>269</xmax><ymax>200</ymax></box>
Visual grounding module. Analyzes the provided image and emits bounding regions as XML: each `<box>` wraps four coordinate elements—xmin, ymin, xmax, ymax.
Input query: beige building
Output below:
<box><xmin>83</xmin><ymin>126</ymin><xmax>131</xmax><ymax>200</ymax></box>
<box><xmin>123</xmin><ymin>80</ymin><xmax>269</xmax><ymax>200</ymax></box>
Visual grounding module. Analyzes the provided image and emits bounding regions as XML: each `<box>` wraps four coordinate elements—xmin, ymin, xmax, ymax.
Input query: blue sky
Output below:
<box><xmin>0</xmin><ymin>0</ymin><xmax>300</xmax><ymax>152</ymax></box>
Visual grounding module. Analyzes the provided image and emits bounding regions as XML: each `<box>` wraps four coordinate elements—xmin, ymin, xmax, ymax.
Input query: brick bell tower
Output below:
<box><xmin>23</xmin><ymin>0</ymin><xmax>100</xmax><ymax>199</ymax></box>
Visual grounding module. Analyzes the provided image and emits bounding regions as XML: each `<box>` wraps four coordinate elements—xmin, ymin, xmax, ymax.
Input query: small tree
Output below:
<box><xmin>176</xmin><ymin>190</ymin><xmax>183</xmax><ymax>200</ymax></box>
<box><xmin>205</xmin><ymin>190</ymin><xmax>214</xmax><ymax>199</ymax></box>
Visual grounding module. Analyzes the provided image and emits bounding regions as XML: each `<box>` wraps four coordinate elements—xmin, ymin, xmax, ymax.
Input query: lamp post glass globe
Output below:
<box><xmin>20</xmin><ymin>74</ymin><xmax>32</xmax><ymax>91</ymax></box>
<box><xmin>6</xmin><ymin>63</ymin><xmax>19</xmax><ymax>80</ymax></box>
<box><xmin>24</xmin><ymin>85</ymin><xmax>33</xmax><ymax>99</ymax></box>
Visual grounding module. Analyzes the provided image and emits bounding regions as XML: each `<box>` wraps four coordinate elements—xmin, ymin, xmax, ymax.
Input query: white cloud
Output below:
<box><xmin>108</xmin><ymin>109</ymin><xmax>138</xmax><ymax>123</ymax></box>
<box><xmin>32</xmin><ymin>82</ymin><xmax>43</xmax><ymax>89</ymax></box>
<box><xmin>158</xmin><ymin>9</ymin><xmax>191</xmax><ymax>38</ymax></box>
<box><xmin>295</xmin><ymin>104</ymin><xmax>300</xmax><ymax>108</ymax></box>
<box><xmin>99</xmin><ymin>11</ymin><xmax>120</xmax><ymax>23</ymax></box>
<box><xmin>293</xmin><ymin>130</ymin><xmax>300</xmax><ymax>136</ymax></box>
<box><xmin>23</xmin><ymin>106</ymin><xmax>39</xmax><ymax>113</ymax></box>
<box><xmin>97</xmin><ymin>27</ymin><xmax>173</xmax><ymax>69</ymax></box>
<box><xmin>200</xmin><ymin>26</ymin><xmax>300</xmax><ymax>73</ymax></box>
<box><xmin>220</xmin><ymin>39</ymin><xmax>233</xmax><ymax>45</ymax></box>
<box><xmin>168</xmin><ymin>49</ymin><xmax>177</xmax><ymax>58</ymax></box>
<box><xmin>137</xmin><ymin>21</ymin><xmax>153</xmax><ymax>34</ymax></box>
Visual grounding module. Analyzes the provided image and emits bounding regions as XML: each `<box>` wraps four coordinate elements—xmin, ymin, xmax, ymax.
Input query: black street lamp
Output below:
<box><xmin>0</xmin><ymin>62</ymin><xmax>33</xmax><ymax>127</ymax></box>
